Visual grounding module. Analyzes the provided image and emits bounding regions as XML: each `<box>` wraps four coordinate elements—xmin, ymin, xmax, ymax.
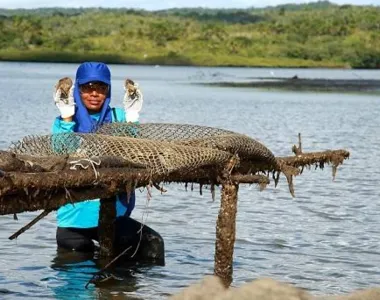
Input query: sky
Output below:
<box><xmin>0</xmin><ymin>0</ymin><xmax>379</xmax><ymax>10</ymax></box>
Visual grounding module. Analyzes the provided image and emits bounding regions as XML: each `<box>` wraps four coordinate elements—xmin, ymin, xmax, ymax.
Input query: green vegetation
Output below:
<box><xmin>0</xmin><ymin>1</ymin><xmax>379</xmax><ymax>68</ymax></box>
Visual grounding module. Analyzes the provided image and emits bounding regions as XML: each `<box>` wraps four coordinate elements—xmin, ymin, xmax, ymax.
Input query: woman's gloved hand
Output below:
<box><xmin>123</xmin><ymin>78</ymin><xmax>143</xmax><ymax>122</ymax></box>
<box><xmin>54</xmin><ymin>77</ymin><xmax>75</xmax><ymax>119</ymax></box>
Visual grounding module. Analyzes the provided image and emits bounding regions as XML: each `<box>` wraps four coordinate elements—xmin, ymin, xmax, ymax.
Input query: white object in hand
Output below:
<box><xmin>123</xmin><ymin>79</ymin><xmax>143</xmax><ymax>122</ymax></box>
<box><xmin>54</xmin><ymin>86</ymin><xmax>75</xmax><ymax>118</ymax></box>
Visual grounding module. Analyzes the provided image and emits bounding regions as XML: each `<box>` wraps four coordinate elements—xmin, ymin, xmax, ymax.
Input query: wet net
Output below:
<box><xmin>10</xmin><ymin>123</ymin><xmax>278</xmax><ymax>176</ymax></box>
<box><xmin>98</xmin><ymin>123</ymin><xmax>278</xmax><ymax>164</ymax></box>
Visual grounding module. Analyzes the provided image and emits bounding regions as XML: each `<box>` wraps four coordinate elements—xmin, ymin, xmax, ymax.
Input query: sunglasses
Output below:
<box><xmin>79</xmin><ymin>82</ymin><xmax>109</xmax><ymax>94</ymax></box>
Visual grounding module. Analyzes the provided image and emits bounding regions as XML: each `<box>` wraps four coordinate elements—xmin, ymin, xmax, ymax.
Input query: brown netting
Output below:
<box><xmin>97</xmin><ymin>122</ymin><xmax>278</xmax><ymax>167</ymax></box>
<box><xmin>97</xmin><ymin>122</ymin><xmax>236</xmax><ymax>140</ymax></box>
<box><xmin>10</xmin><ymin>123</ymin><xmax>278</xmax><ymax>175</ymax></box>
<box><xmin>10</xmin><ymin>132</ymin><xmax>238</xmax><ymax>175</ymax></box>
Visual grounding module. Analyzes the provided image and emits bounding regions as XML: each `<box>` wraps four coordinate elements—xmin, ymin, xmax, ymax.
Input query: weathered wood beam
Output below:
<box><xmin>0</xmin><ymin>185</ymin><xmax>125</xmax><ymax>215</ymax></box>
<box><xmin>0</xmin><ymin>148</ymin><xmax>348</xmax><ymax>196</ymax></box>
<box><xmin>278</xmin><ymin>149</ymin><xmax>350</xmax><ymax>169</ymax></box>
<box><xmin>214</xmin><ymin>181</ymin><xmax>239</xmax><ymax>287</ymax></box>
<box><xmin>0</xmin><ymin>167</ymin><xmax>150</xmax><ymax>196</ymax></box>
<box><xmin>0</xmin><ymin>167</ymin><xmax>269</xmax><ymax>195</ymax></box>
<box><xmin>0</xmin><ymin>166</ymin><xmax>269</xmax><ymax>215</ymax></box>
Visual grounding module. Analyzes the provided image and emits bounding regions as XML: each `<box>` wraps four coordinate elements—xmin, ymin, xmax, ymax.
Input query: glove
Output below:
<box><xmin>54</xmin><ymin>77</ymin><xmax>75</xmax><ymax>119</ymax></box>
<box><xmin>123</xmin><ymin>78</ymin><xmax>143</xmax><ymax>122</ymax></box>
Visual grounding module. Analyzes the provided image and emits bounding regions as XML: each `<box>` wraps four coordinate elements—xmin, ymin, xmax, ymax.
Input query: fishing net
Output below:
<box><xmin>10</xmin><ymin>123</ymin><xmax>277</xmax><ymax>176</ymax></box>
<box><xmin>97</xmin><ymin>123</ymin><xmax>278</xmax><ymax>165</ymax></box>
<box><xmin>97</xmin><ymin>122</ymin><xmax>235</xmax><ymax>140</ymax></box>
<box><xmin>10</xmin><ymin>133</ymin><xmax>231</xmax><ymax>175</ymax></box>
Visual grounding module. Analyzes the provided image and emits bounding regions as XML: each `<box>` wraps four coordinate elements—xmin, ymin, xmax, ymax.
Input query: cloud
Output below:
<box><xmin>1</xmin><ymin>0</ymin><xmax>379</xmax><ymax>10</ymax></box>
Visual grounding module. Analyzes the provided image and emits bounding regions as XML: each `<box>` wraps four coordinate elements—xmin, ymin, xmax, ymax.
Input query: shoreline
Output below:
<box><xmin>0</xmin><ymin>50</ymin><xmax>351</xmax><ymax>69</ymax></box>
<box><xmin>201</xmin><ymin>77</ymin><xmax>380</xmax><ymax>93</ymax></box>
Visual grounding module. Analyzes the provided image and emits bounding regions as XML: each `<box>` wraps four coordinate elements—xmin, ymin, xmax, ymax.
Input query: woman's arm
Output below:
<box><xmin>52</xmin><ymin>117</ymin><xmax>76</xmax><ymax>133</ymax></box>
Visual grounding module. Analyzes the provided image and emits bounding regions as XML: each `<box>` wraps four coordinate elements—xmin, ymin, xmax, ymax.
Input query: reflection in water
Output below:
<box><xmin>51</xmin><ymin>249</ymin><xmax>147</xmax><ymax>299</ymax></box>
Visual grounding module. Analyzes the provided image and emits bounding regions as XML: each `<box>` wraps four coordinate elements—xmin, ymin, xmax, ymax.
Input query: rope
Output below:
<box><xmin>69</xmin><ymin>158</ymin><xmax>101</xmax><ymax>180</ymax></box>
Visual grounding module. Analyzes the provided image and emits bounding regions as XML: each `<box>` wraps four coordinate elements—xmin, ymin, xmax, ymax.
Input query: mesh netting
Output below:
<box><xmin>97</xmin><ymin>123</ymin><xmax>277</xmax><ymax>165</ymax></box>
<box><xmin>10</xmin><ymin>133</ymin><xmax>232</xmax><ymax>175</ymax></box>
<box><xmin>97</xmin><ymin>122</ymin><xmax>235</xmax><ymax>140</ymax></box>
<box><xmin>10</xmin><ymin>123</ymin><xmax>277</xmax><ymax>175</ymax></box>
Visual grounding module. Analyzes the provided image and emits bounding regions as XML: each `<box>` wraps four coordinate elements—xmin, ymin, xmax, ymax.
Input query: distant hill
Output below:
<box><xmin>0</xmin><ymin>1</ymin><xmax>376</xmax><ymax>22</ymax></box>
<box><xmin>0</xmin><ymin>2</ymin><xmax>342</xmax><ymax>24</ymax></box>
<box><xmin>261</xmin><ymin>0</ymin><xmax>337</xmax><ymax>11</ymax></box>
<box><xmin>0</xmin><ymin>1</ymin><xmax>379</xmax><ymax>68</ymax></box>
<box><xmin>152</xmin><ymin>1</ymin><xmax>337</xmax><ymax>24</ymax></box>
<box><xmin>0</xmin><ymin>1</ymin><xmax>342</xmax><ymax>18</ymax></box>
<box><xmin>0</xmin><ymin>7</ymin><xmax>149</xmax><ymax>17</ymax></box>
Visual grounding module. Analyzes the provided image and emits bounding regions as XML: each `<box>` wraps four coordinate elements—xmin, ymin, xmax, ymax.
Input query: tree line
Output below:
<box><xmin>0</xmin><ymin>1</ymin><xmax>379</xmax><ymax>68</ymax></box>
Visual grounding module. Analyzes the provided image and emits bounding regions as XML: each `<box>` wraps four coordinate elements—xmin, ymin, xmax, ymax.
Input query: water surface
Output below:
<box><xmin>0</xmin><ymin>62</ymin><xmax>379</xmax><ymax>299</ymax></box>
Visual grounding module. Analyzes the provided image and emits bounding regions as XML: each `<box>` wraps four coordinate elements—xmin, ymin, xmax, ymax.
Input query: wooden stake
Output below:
<box><xmin>8</xmin><ymin>210</ymin><xmax>51</xmax><ymax>240</ymax></box>
<box><xmin>98</xmin><ymin>197</ymin><xmax>116</xmax><ymax>257</ymax></box>
<box><xmin>214</xmin><ymin>181</ymin><xmax>239</xmax><ymax>287</ymax></box>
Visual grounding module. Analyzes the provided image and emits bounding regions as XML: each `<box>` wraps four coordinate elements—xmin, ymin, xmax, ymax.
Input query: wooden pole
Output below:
<box><xmin>214</xmin><ymin>181</ymin><xmax>239</xmax><ymax>287</ymax></box>
<box><xmin>9</xmin><ymin>209</ymin><xmax>51</xmax><ymax>240</ymax></box>
<box><xmin>98</xmin><ymin>197</ymin><xmax>116</xmax><ymax>257</ymax></box>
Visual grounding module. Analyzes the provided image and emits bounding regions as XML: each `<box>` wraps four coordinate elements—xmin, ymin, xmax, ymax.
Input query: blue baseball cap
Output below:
<box><xmin>76</xmin><ymin>62</ymin><xmax>111</xmax><ymax>85</ymax></box>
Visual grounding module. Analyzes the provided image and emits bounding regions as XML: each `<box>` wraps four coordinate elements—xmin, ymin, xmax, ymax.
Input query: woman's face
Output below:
<box><xmin>79</xmin><ymin>81</ymin><xmax>109</xmax><ymax>113</ymax></box>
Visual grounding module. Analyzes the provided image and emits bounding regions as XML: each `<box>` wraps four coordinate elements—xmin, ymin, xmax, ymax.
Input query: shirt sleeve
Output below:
<box><xmin>112</xmin><ymin>107</ymin><xmax>127</xmax><ymax>123</ymax></box>
<box><xmin>52</xmin><ymin>116</ymin><xmax>76</xmax><ymax>133</ymax></box>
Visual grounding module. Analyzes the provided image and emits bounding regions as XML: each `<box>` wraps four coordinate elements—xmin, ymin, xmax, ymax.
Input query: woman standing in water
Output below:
<box><xmin>52</xmin><ymin>61</ymin><xmax>164</xmax><ymax>265</ymax></box>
